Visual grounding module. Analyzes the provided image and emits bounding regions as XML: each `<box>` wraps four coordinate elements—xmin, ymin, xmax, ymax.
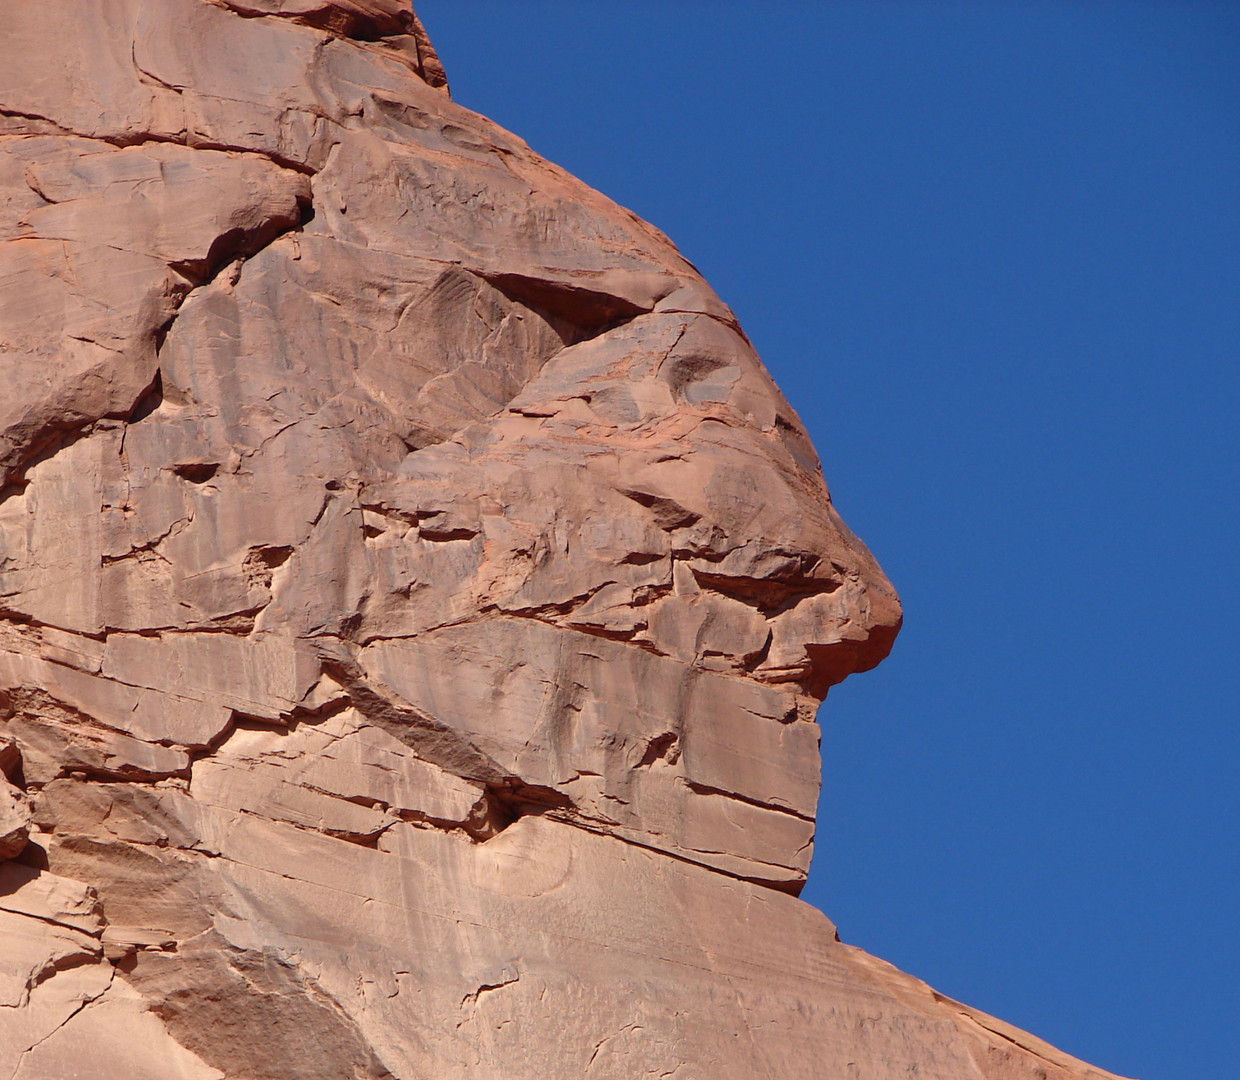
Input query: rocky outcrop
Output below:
<box><xmin>0</xmin><ymin>3</ymin><xmax>1126</xmax><ymax>1078</ymax></box>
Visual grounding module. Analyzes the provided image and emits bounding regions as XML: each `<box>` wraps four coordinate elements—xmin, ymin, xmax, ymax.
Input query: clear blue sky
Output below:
<box><xmin>416</xmin><ymin>5</ymin><xmax>1239</xmax><ymax>1078</ymax></box>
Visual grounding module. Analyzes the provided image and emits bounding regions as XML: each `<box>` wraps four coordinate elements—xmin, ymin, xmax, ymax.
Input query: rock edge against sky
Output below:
<box><xmin>0</xmin><ymin>3</ymin><xmax>1129</xmax><ymax>1077</ymax></box>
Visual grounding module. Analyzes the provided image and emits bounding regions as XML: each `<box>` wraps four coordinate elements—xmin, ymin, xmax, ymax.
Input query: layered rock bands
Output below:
<box><xmin>0</xmin><ymin>3</ymin><xmax>1127</xmax><ymax>1078</ymax></box>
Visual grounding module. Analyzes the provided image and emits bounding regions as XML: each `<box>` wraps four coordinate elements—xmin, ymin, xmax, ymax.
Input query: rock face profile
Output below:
<box><xmin>0</xmin><ymin>4</ymin><xmax>1127</xmax><ymax>1078</ymax></box>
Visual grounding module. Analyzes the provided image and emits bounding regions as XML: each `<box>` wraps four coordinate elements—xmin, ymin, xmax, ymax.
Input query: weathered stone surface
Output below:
<box><xmin>0</xmin><ymin>736</ymin><xmax>30</xmax><ymax>858</ymax></box>
<box><xmin>0</xmin><ymin>3</ymin><xmax>1126</xmax><ymax>1078</ymax></box>
<box><xmin>0</xmin><ymin>782</ymin><xmax>30</xmax><ymax>861</ymax></box>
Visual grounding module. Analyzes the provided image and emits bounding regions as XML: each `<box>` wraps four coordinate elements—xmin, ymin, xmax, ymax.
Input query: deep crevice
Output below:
<box><xmin>688</xmin><ymin>565</ymin><xmax>842</xmax><ymax>618</ymax></box>
<box><xmin>315</xmin><ymin>653</ymin><xmax>512</xmax><ymax>788</ymax></box>
<box><xmin>480</xmin><ymin>271</ymin><xmax>650</xmax><ymax>343</ymax></box>
<box><xmin>212</xmin><ymin>0</ymin><xmax>413</xmax><ymax>43</ymax></box>
<box><xmin>682</xmin><ymin>779</ymin><xmax>815</xmax><ymax>823</ymax></box>
<box><xmin>170</xmin><ymin>461</ymin><xmax>219</xmax><ymax>484</ymax></box>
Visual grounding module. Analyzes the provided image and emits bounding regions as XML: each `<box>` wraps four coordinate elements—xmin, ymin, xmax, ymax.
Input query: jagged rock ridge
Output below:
<box><xmin>0</xmin><ymin>3</ymin><xmax>1127</xmax><ymax>1078</ymax></box>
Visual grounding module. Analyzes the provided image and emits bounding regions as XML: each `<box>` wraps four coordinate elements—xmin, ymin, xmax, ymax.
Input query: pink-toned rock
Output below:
<box><xmin>0</xmin><ymin>4</ymin><xmax>1127</xmax><ymax>1079</ymax></box>
<box><xmin>0</xmin><ymin>781</ymin><xmax>29</xmax><ymax>860</ymax></box>
<box><xmin>0</xmin><ymin>737</ymin><xmax>29</xmax><ymax>858</ymax></box>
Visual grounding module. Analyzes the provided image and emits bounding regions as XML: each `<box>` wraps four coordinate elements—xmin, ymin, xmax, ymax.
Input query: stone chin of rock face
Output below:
<box><xmin>0</xmin><ymin>4</ymin><xmax>1126</xmax><ymax>1080</ymax></box>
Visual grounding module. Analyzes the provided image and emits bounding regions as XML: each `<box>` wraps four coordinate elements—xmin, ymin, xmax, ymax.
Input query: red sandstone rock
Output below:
<box><xmin>0</xmin><ymin>4</ymin><xmax>1126</xmax><ymax>1078</ymax></box>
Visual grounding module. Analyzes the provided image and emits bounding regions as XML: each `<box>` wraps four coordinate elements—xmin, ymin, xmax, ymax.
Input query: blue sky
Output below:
<box><xmin>416</xmin><ymin>5</ymin><xmax>1240</xmax><ymax>1078</ymax></box>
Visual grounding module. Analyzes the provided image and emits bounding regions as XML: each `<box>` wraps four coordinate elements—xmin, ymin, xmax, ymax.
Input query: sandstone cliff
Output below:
<box><xmin>0</xmin><ymin>4</ymin><xmax>1128</xmax><ymax>1078</ymax></box>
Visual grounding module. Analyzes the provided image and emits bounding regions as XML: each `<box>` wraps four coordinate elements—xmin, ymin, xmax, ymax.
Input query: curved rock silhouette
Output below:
<box><xmin>0</xmin><ymin>4</ymin><xmax>1125</xmax><ymax>1078</ymax></box>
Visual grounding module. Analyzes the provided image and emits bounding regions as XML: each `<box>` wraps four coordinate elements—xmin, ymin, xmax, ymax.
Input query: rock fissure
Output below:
<box><xmin>4</xmin><ymin>967</ymin><xmax>115</xmax><ymax>1080</ymax></box>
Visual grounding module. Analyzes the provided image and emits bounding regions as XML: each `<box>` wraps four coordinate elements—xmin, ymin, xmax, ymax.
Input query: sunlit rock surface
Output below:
<box><xmin>0</xmin><ymin>3</ymin><xmax>1126</xmax><ymax>1077</ymax></box>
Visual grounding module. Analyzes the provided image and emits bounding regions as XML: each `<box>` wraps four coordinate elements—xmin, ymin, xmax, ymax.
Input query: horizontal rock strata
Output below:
<box><xmin>0</xmin><ymin>3</ymin><xmax>1127</xmax><ymax>1078</ymax></box>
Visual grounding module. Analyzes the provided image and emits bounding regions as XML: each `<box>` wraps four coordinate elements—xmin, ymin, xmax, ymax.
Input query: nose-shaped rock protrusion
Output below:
<box><xmin>758</xmin><ymin>572</ymin><xmax>902</xmax><ymax>700</ymax></box>
<box><xmin>750</xmin><ymin>509</ymin><xmax>902</xmax><ymax>701</ymax></box>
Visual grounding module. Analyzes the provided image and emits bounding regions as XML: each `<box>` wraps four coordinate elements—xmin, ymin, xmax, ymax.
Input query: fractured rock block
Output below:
<box><xmin>0</xmin><ymin>778</ymin><xmax>30</xmax><ymax>860</ymax></box>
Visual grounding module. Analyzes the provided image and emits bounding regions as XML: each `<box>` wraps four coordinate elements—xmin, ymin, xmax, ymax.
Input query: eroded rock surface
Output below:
<box><xmin>0</xmin><ymin>4</ymin><xmax>1127</xmax><ymax>1078</ymax></box>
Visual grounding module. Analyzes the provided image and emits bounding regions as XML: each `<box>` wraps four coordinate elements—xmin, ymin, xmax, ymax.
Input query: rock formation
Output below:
<box><xmin>0</xmin><ymin>3</ymin><xmax>1128</xmax><ymax>1077</ymax></box>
